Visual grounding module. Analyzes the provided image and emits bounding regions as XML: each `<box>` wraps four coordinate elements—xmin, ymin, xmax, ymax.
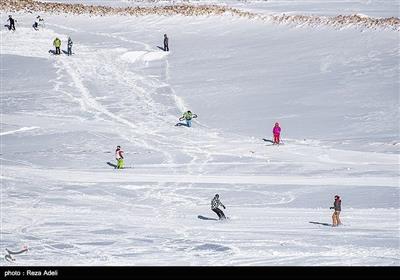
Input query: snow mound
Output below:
<box><xmin>120</xmin><ymin>50</ymin><xmax>168</xmax><ymax>63</ymax></box>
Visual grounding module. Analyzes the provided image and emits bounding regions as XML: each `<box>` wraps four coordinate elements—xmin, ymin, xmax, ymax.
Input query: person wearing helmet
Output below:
<box><xmin>179</xmin><ymin>110</ymin><xmax>198</xmax><ymax>127</ymax></box>
<box><xmin>211</xmin><ymin>194</ymin><xmax>226</xmax><ymax>220</ymax></box>
<box><xmin>163</xmin><ymin>34</ymin><xmax>169</xmax><ymax>52</ymax></box>
<box><xmin>330</xmin><ymin>195</ymin><xmax>342</xmax><ymax>227</ymax></box>
<box><xmin>272</xmin><ymin>122</ymin><xmax>281</xmax><ymax>144</ymax></box>
<box><xmin>115</xmin><ymin>145</ymin><xmax>124</xmax><ymax>169</ymax></box>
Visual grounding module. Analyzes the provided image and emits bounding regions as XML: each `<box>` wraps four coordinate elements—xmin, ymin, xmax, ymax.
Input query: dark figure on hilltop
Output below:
<box><xmin>163</xmin><ymin>34</ymin><xmax>169</xmax><ymax>52</ymax></box>
<box><xmin>7</xmin><ymin>15</ymin><xmax>15</xmax><ymax>31</ymax></box>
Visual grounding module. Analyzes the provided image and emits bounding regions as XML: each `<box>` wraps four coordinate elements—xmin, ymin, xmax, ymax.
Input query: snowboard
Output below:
<box><xmin>262</xmin><ymin>138</ymin><xmax>284</xmax><ymax>145</ymax></box>
<box><xmin>198</xmin><ymin>215</ymin><xmax>229</xmax><ymax>221</ymax></box>
<box><xmin>309</xmin><ymin>221</ymin><xmax>332</xmax><ymax>227</ymax></box>
<box><xmin>106</xmin><ymin>162</ymin><xmax>133</xmax><ymax>169</ymax></box>
<box><xmin>5</xmin><ymin>247</ymin><xmax>28</xmax><ymax>262</ymax></box>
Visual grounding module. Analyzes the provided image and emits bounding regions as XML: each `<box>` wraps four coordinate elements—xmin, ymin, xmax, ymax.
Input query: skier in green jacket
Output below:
<box><xmin>179</xmin><ymin>111</ymin><xmax>198</xmax><ymax>127</ymax></box>
<box><xmin>53</xmin><ymin>37</ymin><xmax>61</xmax><ymax>55</ymax></box>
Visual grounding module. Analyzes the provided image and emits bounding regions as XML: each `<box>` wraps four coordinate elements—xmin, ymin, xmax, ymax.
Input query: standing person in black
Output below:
<box><xmin>7</xmin><ymin>15</ymin><xmax>15</xmax><ymax>31</ymax></box>
<box><xmin>163</xmin><ymin>34</ymin><xmax>169</xmax><ymax>52</ymax></box>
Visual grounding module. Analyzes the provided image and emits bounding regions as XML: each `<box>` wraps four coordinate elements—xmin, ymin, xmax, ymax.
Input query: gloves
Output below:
<box><xmin>330</xmin><ymin>207</ymin><xmax>334</xmax><ymax>209</ymax></box>
<box><xmin>223</xmin><ymin>206</ymin><xmax>226</xmax><ymax>209</ymax></box>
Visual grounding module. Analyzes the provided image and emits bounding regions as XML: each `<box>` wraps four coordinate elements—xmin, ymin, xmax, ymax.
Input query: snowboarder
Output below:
<box><xmin>163</xmin><ymin>34</ymin><xmax>169</xmax><ymax>52</ymax></box>
<box><xmin>273</xmin><ymin>122</ymin><xmax>281</xmax><ymax>144</ymax></box>
<box><xmin>67</xmin><ymin>36</ymin><xmax>73</xmax><ymax>56</ymax></box>
<box><xmin>7</xmin><ymin>15</ymin><xmax>15</xmax><ymax>31</ymax></box>
<box><xmin>53</xmin><ymin>37</ymin><xmax>61</xmax><ymax>55</ymax></box>
<box><xmin>115</xmin><ymin>145</ymin><xmax>124</xmax><ymax>169</ymax></box>
<box><xmin>33</xmin><ymin>15</ymin><xmax>43</xmax><ymax>30</ymax></box>
<box><xmin>211</xmin><ymin>194</ymin><xmax>226</xmax><ymax>220</ymax></box>
<box><xmin>179</xmin><ymin>111</ymin><xmax>197</xmax><ymax>127</ymax></box>
<box><xmin>330</xmin><ymin>195</ymin><xmax>342</xmax><ymax>227</ymax></box>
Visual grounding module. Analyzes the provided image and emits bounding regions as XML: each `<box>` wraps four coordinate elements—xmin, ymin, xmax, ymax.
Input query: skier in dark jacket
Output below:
<box><xmin>211</xmin><ymin>194</ymin><xmax>226</xmax><ymax>220</ymax></box>
<box><xmin>163</xmin><ymin>34</ymin><xmax>169</xmax><ymax>52</ymax></box>
<box><xmin>330</xmin><ymin>195</ymin><xmax>342</xmax><ymax>227</ymax></box>
<box><xmin>7</xmin><ymin>15</ymin><xmax>15</xmax><ymax>31</ymax></box>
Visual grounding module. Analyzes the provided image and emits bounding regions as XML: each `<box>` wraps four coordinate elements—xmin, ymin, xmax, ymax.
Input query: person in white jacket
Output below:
<box><xmin>33</xmin><ymin>15</ymin><xmax>44</xmax><ymax>30</ymax></box>
<box><xmin>211</xmin><ymin>194</ymin><xmax>226</xmax><ymax>220</ymax></box>
<box><xmin>67</xmin><ymin>37</ymin><xmax>73</xmax><ymax>56</ymax></box>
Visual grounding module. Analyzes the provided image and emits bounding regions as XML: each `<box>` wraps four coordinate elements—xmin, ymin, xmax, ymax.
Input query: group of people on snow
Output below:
<box><xmin>207</xmin><ymin>192</ymin><xmax>342</xmax><ymax>224</ymax></box>
<box><xmin>207</xmin><ymin>193</ymin><xmax>341</xmax><ymax>224</ymax></box>
<box><xmin>52</xmin><ymin>36</ymin><xmax>73</xmax><ymax>56</ymax></box>
<box><xmin>5</xmin><ymin>15</ymin><xmax>74</xmax><ymax>56</ymax></box>
<box><xmin>6</xmin><ymin>15</ymin><xmax>43</xmax><ymax>31</ymax></box>
<box><xmin>5</xmin><ymin>15</ymin><xmax>168</xmax><ymax>58</ymax></box>
<box><xmin>5</xmin><ymin>15</ymin><xmax>338</xmax><ymax>226</ymax></box>
<box><xmin>113</xmin><ymin>115</ymin><xmax>340</xmax><ymax>224</ymax></box>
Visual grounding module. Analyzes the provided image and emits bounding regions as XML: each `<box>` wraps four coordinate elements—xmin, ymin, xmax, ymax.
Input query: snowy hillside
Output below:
<box><xmin>1</xmin><ymin>1</ymin><xmax>399</xmax><ymax>265</ymax></box>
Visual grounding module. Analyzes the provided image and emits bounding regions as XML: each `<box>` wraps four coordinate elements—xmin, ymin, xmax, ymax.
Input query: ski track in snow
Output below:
<box><xmin>1</xmin><ymin>13</ymin><xmax>399</xmax><ymax>266</ymax></box>
<box><xmin>0</xmin><ymin>126</ymin><xmax>39</xmax><ymax>136</ymax></box>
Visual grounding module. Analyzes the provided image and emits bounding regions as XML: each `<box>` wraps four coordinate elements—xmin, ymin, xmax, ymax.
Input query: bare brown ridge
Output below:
<box><xmin>1</xmin><ymin>0</ymin><xmax>399</xmax><ymax>31</ymax></box>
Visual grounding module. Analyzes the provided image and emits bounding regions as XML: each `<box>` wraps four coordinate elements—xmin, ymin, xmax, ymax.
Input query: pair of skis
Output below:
<box><xmin>106</xmin><ymin>162</ymin><xmax>133</xmax><ymax>169</ymax></box>
<box><xmin>5</xmin><ymin>247</ymin><xmax>28</xmax><ymax>262</ymax></box>
<box><xmin>262</xmin><ymin>138</ymin><xmax>284</xmax><ymax>145</ymax></box>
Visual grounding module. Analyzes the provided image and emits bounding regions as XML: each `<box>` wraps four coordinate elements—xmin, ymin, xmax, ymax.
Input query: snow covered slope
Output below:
<box><xmin>1</xmin><ymin>1</ymin><xmax>399</xmax><ymax>265</ymax></box>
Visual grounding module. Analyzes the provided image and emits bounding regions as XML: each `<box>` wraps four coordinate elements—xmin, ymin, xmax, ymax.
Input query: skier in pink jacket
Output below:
<box><xmin>273</xmin><ymin>122</ymin><xmax>281</xmax><ymax>144</ymax></box>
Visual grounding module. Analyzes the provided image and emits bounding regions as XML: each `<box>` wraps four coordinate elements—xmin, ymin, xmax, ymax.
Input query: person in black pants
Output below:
<box><xmin>7</xmin><ymin>15</ymin><xmax>15</xmax><ymax>31</ymax></box>
<box><xmin>211</xmin><ymin>194</ymin><xmax>226</xmax><ymax>220</ymax></box>
<box><xmin>163</xmin><ymin>34</ymin><xmax>169</xmax><ymax>52</ymax></box>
